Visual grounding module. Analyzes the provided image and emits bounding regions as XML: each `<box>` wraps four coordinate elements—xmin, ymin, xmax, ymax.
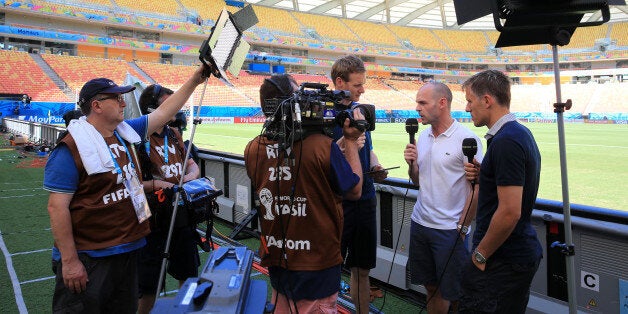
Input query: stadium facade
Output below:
<box><xmin>0</xmin><ymin>0</ymin><xmax>626</xmax><ymax>122</ymax></box>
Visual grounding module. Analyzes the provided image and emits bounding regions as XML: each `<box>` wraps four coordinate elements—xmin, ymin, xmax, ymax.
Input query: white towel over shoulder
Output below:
<box><xmin>66</xmin><ymin>116</ymin><xmax>142</xmax><ymax>175</ymax></box>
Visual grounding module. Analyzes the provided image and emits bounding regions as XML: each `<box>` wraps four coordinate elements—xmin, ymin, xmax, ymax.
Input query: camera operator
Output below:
<box><xmin>135</xmin><ymin>84</ymin><xmax>201</xmax><ymax>314</ymax></box>
<box><xmin>244</xmin><ymin>74</ymin><xmax>365</xmax><ymax>313</ymax></box>
<box><xmin>331</xmin><ymin>54</ymin><xmax>386</xmax><ymax>313</ymax></box>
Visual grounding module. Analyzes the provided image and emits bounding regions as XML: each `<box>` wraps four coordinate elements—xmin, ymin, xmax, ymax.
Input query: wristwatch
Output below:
<box><xmin>473</xmin><ymin>249</ymin><xmax>487</xmax><ymax>264</ymax></box>
<box><xmin>457</xmin><ymin>224</ymin><xmax>470</xmax><ymax>235</ymax></box>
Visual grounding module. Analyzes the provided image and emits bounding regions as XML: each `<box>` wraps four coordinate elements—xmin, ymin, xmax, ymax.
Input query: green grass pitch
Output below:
<box><xmin>191</xmin><ymin>121</ymin><xmax>628</xmax><ymax>212</ymax></box>
<box><xmin>0</xmin><ymin>121</ymin><xmax>625</xmax><ymax>313</ymax></box>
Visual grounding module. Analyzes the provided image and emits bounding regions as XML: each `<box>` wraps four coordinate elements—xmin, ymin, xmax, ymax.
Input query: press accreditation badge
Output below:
<box><xmin>124</xmin><ymin>174</ymin><xmax>151</xmax><ymax>223</ymax></box>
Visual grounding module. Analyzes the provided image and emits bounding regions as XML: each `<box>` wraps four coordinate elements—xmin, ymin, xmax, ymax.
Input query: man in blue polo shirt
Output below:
<box><xmin>43</xmin><ymin>65</ymin><xmax>208</xmax><ymax>313</ymax></box>
<box><xmin>459</xmin><ymin>69</ymin><xmax>542</xmax><ymax>313</ymax></box>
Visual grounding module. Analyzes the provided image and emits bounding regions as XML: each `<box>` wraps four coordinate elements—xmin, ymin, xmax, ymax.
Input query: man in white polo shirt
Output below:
<box><xmin>403</xmin><ymin>81</ymin><xmax>483</xmax><ymax>313</ymax></box>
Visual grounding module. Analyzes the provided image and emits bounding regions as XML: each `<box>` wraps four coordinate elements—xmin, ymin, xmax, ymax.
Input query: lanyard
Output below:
<box><xmin>110</xmin><ymin>131</ymin><xmax>136</xmax><ymax>178</ymax></box>
<box><xmin>144</xmin><ymin>127</ymin><xmax>169</xmax><ymax>164</ymax></box>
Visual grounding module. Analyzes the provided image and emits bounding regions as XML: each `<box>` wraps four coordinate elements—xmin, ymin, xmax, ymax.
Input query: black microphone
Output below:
<box><xmin>462</xmin><ymin>138</ymin><xmax>478</xmax><ymax>185</ymax></box>
<box><xmin>405</xmin><ymin>118</ymin><xmax>419</xmax><ymax>144</ymax></box>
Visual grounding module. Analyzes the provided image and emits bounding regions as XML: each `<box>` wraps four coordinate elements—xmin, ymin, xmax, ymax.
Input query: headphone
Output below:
<box><xmin>264</xmin><ymin>77</ymin><xmax>289</xmax><ymax>96</ymax></box>
<box><xmin>151</xmin><ymin>84</ymin><xmax>162</xmax><ymax>107</ymax></box>
<box><xmin>141</xmin><ymin>84</ymin><xmax>163</xmax><ymax>115</ymax></box>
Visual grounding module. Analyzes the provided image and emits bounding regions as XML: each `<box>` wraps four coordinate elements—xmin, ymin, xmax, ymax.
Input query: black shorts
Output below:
<box><xmin>341</xmin><ymin>197</ymin><xmax>377</xmax><ymax>269</ymax></box>
<box><xmin>138</xmin><ymin>227</ymin><xmax>200</xmax><ymax>295</ymax></box>
<box><xmin>52</xmin><ymin>251</ymin><xmax>139</xmax><ymax>313</ymax></box>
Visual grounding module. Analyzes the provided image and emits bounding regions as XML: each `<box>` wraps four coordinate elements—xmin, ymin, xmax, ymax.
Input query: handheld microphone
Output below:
<box><xmin>405</xmin><ymin>118</ymin><xmax>419</xmax><ymax>144</ymax></box>
<box><xmin>462</xmin><ymin>138</ymin><xmax>478</xmax><ymax>185</ymax></box>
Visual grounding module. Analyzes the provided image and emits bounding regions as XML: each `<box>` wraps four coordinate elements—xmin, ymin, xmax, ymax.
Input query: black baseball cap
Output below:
<box><xmin>77</xmin><ymin>78</ymin><xmax>135</xmax><ymax>107</ymax></box>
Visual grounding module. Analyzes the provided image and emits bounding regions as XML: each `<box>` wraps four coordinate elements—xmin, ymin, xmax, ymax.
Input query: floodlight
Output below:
<box><xmin>155</xmin><ymin>5</ymin><xmax>258</xmax><ymax>301</ymax></box>
<box><xmin>454</xmin><ymin>0</ymin><xmax>626</xmax><ymax>47</ymax></box>
<box><xmin>200</xmin><ymin>5</ymin><xmax>258</xmax><ymax>83</ymax></box>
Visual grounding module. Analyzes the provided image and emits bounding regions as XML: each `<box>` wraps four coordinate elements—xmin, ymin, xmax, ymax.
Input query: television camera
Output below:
<box><xmin>262</xmin><ymin>82</ymin><xmax>375</xmax><ymax>145</ymax></box>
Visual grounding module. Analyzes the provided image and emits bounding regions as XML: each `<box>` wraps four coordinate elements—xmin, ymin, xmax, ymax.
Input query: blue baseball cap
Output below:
<box><xmin>77</xmin><ymin>78</ymin><xmax>135</xmax><ymax>107</ymax></box>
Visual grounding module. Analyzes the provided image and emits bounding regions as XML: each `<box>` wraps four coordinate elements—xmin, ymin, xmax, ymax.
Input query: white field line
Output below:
<box><xmin>0</xmin><ymin>230</ymin><xmax>28</xmax><ymax>313</ymax></box>
<box><xmin>12</xmin><ymin>248</ymin><xmax>51</xmax><ymax>256</ymax></box>
<box><xmin>0</xmin><ymin>193</ymin><xmax>48</xmax><ymax>199</ymax></box>
<box><xmin>535</xmin><ymin>141</ymin><xmax>627</xmax><ymax>149</ymax></box>
<box><xmin>0</xmin><ymin>181</ymin><xmax>42</xmax><ymax>185</ymax></box>
<box><xmin>21</xmin><ymin>276</ymin><xmax>55</xmax><ymax>284</ymax></box>
<box><xmin>0</xmin><ymin>188</ymin><xmax>45</xmax><ymax>192</ymax></box>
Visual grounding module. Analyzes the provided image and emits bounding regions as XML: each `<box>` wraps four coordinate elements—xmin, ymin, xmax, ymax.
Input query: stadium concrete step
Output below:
<box><xmin>128</xmin><ymin>61</ymin><xmax>156</xmax><ymax>84</ymax></box>
<box><xmin>29</xmin><ymin>53</ymin><xmax>75</xmax><ymax>101</ymax></box>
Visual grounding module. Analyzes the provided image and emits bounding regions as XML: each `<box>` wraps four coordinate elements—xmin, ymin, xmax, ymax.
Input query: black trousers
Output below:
<box><xmin>459</xmin><ymin>257</ymin><xmax>541</xmax><ymax>313</ymax></box>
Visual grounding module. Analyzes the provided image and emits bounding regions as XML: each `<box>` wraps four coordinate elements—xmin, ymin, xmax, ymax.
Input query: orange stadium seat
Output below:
<box><xmin>432</xmin><ymin>29</ymin><xmax>490</xmax><ymax>53</ymax></box>
<box><xmin>384</xmin><ymin>79</ymin><xmax>424</xmax><ymax>100</ymax></box>
<box><xmin>178</xmin><ymin>0</ymin><xmax>227</xmax><ymax>21</ymax></box>
<box><xmin>135</xmin><ymin>62</ymin><xmax>256</xmax><ymax>107</ymax></box>
<box><xmin>0</xmin><ymin>50</ymin><xmax>70</xmax><ymax>102</ymax></box>
<box><xmin>387</xmin><ymin>25</ymin><xmax>446</xmax><ymax>51</ymax></box>
<box><xmin>229</xmin><ymin>71</ymin><xmax>267</xmax><ymax>103</ymax></box>
<box><xmin>569</xmin><ymin>24</ymin><xmax>609</xmax><ymax>48</ymax></box>
<box><xmin>41</xmin><ymin>54</ymin><xmax>144</xmax><ymax>95</ymax></box>
<box><xmin>362</xmin><ymin>78</ymin><xmax>416</xmax><ymax>109</ymax></box>
<box><xmin>291</xmin><ymin>74</ymin><xmax>333</xmax><ymax>85</ymax></box>
<box><xmin>292</xmin><ymin>12</ymin><xmax>358</xmax><ymax>43</ymax></box>
<box><xmin>251</xmin><ymin>5</ymin><xmax>304</xmax><ymax>36</ymax></box>
<box><xmin>609</xmin><ymin>22</ymin><xmax>628</xmax><ymax>47</ymax></box>
<box><xmin>342</xmin><ymin>19</ymin><xmax>402</xmax><ymax>48</ymax></box>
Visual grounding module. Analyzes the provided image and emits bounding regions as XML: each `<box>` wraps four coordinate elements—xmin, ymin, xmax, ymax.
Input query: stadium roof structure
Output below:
<box><xmin>245</xmin><ymin>0</ymin><xmax>628</xmax><ymax>29</ymax></box>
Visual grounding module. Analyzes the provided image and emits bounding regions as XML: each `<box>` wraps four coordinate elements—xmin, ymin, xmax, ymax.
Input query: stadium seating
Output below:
<box><xmin>227</xmin><ymin>71</ymin><xmax>267</xmax><ymax>103</ymax></box>
<box><xmin>290</xmin><ymin>74</ymin><xmax>333</xmax><ymax>85</ymax></box>
<box><xmin>511</xmin><ymin>84</ymin><xmax>556</xmax><ymax>113</ymax></box>
<box><xmin>270</xmin><ymin>35</ymin><xmax>326</xmax><ymax>49</ymax></box>
<box><xmin>75</xmin><ymin>0</ymin><xmax>113</xmax><ymax>8</ymax></box>
<box><xmin>384</xmin><ymin>79</ymin><xmax>424</xmax><ymax>100</ymax></box>
<box><xmin>40</xmin><ymin>54</ymin><xmax>143</xmax><ymax>93</ymax></box>
<box><xmin>362</xmin><ymin>78</ymin><xmax>416</xmax><ymax>110</ymax></box>
<box><xmin>251</xmin><ymin>5</ymin><xmax>304</xmax><ymax>37</ymax></box>
<box><xmin>112</xmin><ymin>0</ymin><xmax>182</xmax><ymax>18</ymax></box>
<box><xmin>387</xmin><ymin>24</ymin><xmax>446</xmax><ymax>52</ymax></box>
<box><xmin>178</xmin><ymin>0</ymin><xmax>227</xmax><ymax>21</ymax></box>
<box><xmin>432</xmin><ymin>29</ymin><xmax>490</xmax><ymax>53</ymax></box>
<box><xmin>587</xmin><ymin>83</ymin><xmax>628</xmax><ymax>113</ymax></box>
<box><xmin>342</xmin><ymin>19</ymin><xmax>402</xmax><ymax>48</ymax></box>
<box><xmin>292</xmin><ymin>11</ymin><xmax>358</xmax><ymax>43</ymax></box>
<box><xmin>569</xmin><ymin>24</ymin><xmax>609</xmax><ymax>49</ymax></box>
<box><xmin>0</xmin><ymin>1</ymin><xmax>626</xmax><ymax>118</ymax></box>
<box><xmin>29</xmin><ymin>0</ymin><xmax>207</xmax><ymax>34</ymax></box>
<box><xmin>609</xmin><ymin>22</ymin><xmax>628</xmax><ymax>47</ymax></box>
<box><xmin>0</xmin><ymin>50</ymin><xmax>70</xmax><ymax>102</ymax></box>
<box><xmin>8</xmin><ymin>0</ymin><xmax>627</xmax><ymax>65</ymax></box>
<box><xmin>135</xmin><ymin>62</ymin><xmax>255</xmax><ymax>107</ymax></box>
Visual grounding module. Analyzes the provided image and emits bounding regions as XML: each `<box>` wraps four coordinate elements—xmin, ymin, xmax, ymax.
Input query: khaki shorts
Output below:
<box><xmin>271</xmin><ymin>290</ymin><xmax>338</xmax><ymax>314</ymax></box>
